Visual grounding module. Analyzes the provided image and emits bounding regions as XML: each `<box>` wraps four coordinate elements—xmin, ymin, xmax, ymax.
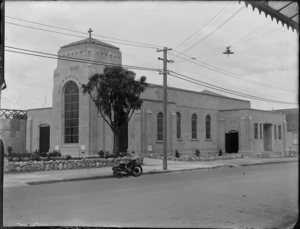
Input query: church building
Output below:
<box><xmin>25</xmin><ymin>31</ymin><xmax>287</xmax><ymax>158</ymax></box>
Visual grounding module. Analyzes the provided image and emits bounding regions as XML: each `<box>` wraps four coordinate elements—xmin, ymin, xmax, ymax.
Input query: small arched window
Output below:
<box><xmin>192</xmin><ymin>114</ymin><xmax>197</xmax><ymax>139</ymax></box>
<box><xmin>64</xmin><ymin>81</ymin><xmax>79</xmax><ymax>144</ymax></box>
<box><xmin>206</xmin><ymin>115</ymin><xmax>211</xmax><ymax>139</ymax></box>
<box><xmin>176</xmin><ymin>112</ymin><xmax>181</xmax><ymax>139</ymax></box>
<box><xmin>157</xmin><ymin>112</ymin><xmax>163</xmax><ymax>141</ymax></box>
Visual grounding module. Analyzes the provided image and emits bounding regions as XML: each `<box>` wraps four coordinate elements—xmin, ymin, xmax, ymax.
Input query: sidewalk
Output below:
<box><xmin>4</xmin><ymin>157</ymin><xmax>298</xmax><ymax>188</ymax></box>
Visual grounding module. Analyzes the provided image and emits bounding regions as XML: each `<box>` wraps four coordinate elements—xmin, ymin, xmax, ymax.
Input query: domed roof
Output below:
<box><xmin>60</xmin><ymin>37</ymin><xmax>120</xmax><ymax>50</ymax></box>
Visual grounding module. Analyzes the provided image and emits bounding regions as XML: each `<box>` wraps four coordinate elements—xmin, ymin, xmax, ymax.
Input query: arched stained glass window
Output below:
<box><xmin>192</xmin><ymin>114</ymin><xmax>197</xmax><ymax>139</ymax></box>
<box><xmin>206</xmin><ymin>115</ymin><xmax>211</xmax><ymax>139</ymax></box>
<box><xmin>157</xmin><ymin>112</ymin><xmax>163</xmax><ymax>141</ymax></box>
<box><xmin>64</xmin><ymin>81</ymin><xmax>79</xmax><ymax>144</ymax></box>
<box><xmin>176</xmin><ymin>112</ymin><xmax>181</xmax><ymax>139</ymax></box>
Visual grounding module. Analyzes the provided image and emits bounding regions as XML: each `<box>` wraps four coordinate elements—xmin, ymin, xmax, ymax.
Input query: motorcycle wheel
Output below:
<box><xmin>132</xmin><ymin>165</ymin><xmax>143</xmax><ymax>177</ymax></box>
<box><xmin>113</xmin><ymin>170</ymin><xmax>122</xmax><ymax>178</ymax></box>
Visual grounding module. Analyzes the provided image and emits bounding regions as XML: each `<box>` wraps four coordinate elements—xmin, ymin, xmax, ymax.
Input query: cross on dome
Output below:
<box><xmin>88</xmin><ymin>28</ymin><xmax>93</xmax><ymax>39</ymax></box>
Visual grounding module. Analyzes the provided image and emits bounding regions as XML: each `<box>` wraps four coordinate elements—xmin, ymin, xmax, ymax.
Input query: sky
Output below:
<box><xmin>3</xmin><ymin>1</ymin><xmax>299</xmax><ymax>111</ymax></box>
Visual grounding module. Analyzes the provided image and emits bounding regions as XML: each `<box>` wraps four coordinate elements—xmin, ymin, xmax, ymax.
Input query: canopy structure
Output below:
<box><xmin>241</xmin><ymin>1</ymin><xmax>299</xmax><ymax>33</ymax></box>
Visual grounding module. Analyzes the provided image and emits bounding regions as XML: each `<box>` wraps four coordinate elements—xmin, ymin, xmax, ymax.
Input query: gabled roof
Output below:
<box><xmin>241</xmin><ymin>1</ymin><xmax>299</xmax><ymax>33</ymax></box>
<box><xmin>60</xmin><ymin>38</ymin><xmax>120</xmax><ymax>50</ymax></box>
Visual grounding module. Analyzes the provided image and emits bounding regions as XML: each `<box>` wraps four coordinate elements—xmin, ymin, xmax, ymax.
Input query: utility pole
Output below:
<box><xmin>157</xmin><ymin>47</ymin><xmax>173</xmax><ymax>170</ymax></box>
<box><xmin>0</xmin><ymin>1</ymin><xmax>4</xmax><ymax>228</ymax></box>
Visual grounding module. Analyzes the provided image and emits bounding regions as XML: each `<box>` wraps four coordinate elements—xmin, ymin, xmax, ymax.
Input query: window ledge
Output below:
<box><xmin>156</xmin><ymin>141</ymin><xmax>163</xmax><ymax>144</ymax></box>
<box><xmin>177</xmin><ymin>139</ymin><xmax>183</xmax><ymax>141</ymax></box>
<box><xmin>62</xmin><ymin>144</ymin><xmax>79</xmax><ymax>147</ymax></box>
<box><xmin>191</xmin><ymin>139</ymin><xmax>199</xmax><ymax>141</ymax></box>
<box><xmin>205</xmin><ymin>139</ymin><xmax>212</xmax><ymax>141</ymax></box>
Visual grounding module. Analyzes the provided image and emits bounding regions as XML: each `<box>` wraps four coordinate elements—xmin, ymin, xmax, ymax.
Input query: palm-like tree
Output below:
<box><xmin>82</xmin><ymin>66</ymin><xmax>148</xmax><ymax>155</ymax></box>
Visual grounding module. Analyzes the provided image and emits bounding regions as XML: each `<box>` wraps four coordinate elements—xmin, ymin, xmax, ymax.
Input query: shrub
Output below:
<box><xmin>48</xmin><ymin>150</ymin><xmax>61</xmax><ymax>157</ymax></box>
<box><xmin>104</xmin><ymin>151</ymin><xmax>110</xmax><ymax>159</ymax></box>
<box><xmin>65</xmin><ymin>155</ymin><xmax>72</xmax><ymax>160</ymax></box>
<box><xmin>218</xmin><ymin>149</ymin><xmax>223</xmax><ymax>156</ymax></box>
<box><xmin>195</xmin><ymin>150</ymin><xmax>201</xmax><ymax>157</ymax></box>
<box><xmin>32</xmin><ymin>154</ymin><xmax>41</xmax><ymax>161</ymax></box>
<box><xmin>7</xmin><ymin>152</ymin><xmax>37</xmax><ymax>161</ymax></box>
<box><xmin>119</xmin><ymin>152</ymin><xmax>128</xmax><ymax>157</ymax></box>
<box><xmin>175</xmin><ymin>150</ymin><xmax>180</xmax><ymax>158</ymax></box>
<box><xmin>98</xmin><ymin>150</ymin><xmax>105</xmax><ymax>158</ymax></box>
<box><xmin>7</xmin><ymin>146</ymin><xmax>13</xmax><ymax>156</ymax></box>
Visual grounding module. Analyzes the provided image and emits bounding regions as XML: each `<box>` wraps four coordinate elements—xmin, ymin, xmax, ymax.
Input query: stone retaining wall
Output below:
<box><xmin>5</xmin><ymin>156</ymin><xmax>144</xmax><ymax>173</ymax></box>
<box><xmin>146</xmin><ymin>153</ymin><xmax>243</xmax><ymax>161</ymax></box>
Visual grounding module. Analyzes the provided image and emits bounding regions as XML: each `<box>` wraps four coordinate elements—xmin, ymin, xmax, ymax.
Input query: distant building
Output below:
<box><xmin>0</xmin><ymin>109</ymin><xmax>27</xmax><ymax>154</ymax></box>
<box><xmin>273</xmin><ymin>108</ymin><xmax>298</xmax><ymax>153</ymax></box>
<box><xmin>0</xmin><ymin>34</ymin><xmax>291</xmax><ymax>158</ymax></box>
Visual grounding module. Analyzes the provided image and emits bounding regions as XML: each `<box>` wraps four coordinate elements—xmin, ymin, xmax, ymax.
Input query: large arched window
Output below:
<box><xmin>192</xmin><ymin>114</ymin><xmax>197</xmax><ymax>139</ymax></box>
<box><xmin>205</xmin><ymin>115</ymin><xmax>211</xmax><ymax>139</ymax></box>
<box><xmin>157</xmin><ymin>112</ymin><xmax>163</xmax><ymax>141</ymax></box>
<box><xmin>64</xmin><ymin>81</ymin><xmax>79</xmax><ymax>143</ymax></box>
<box><xmin>176</xmin><ymin>112</ymin><xmax>181</xmax><ymax>139</ymax></box>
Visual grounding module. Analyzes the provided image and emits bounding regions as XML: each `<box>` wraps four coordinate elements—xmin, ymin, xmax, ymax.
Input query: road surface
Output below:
<box><xmin>4</xmin><ymin>162</ymin><xmax>298</xmax><ymax>228</ymax></box>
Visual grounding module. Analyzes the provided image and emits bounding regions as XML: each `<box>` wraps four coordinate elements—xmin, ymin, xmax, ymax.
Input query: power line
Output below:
<box><xmin>5</xmin><ymin>22</ymin><xmax>160</xmax><ymax>50</ymax></box>
<box><xmin>169</xmin><ymin>71</ymin><xmax>297</xmax><ymax>105</ymax></box>
<box><xmin>230</xmin><ymin>21</ymin><xmax>271</xmax><ymax>46</ymax></box>
<box><xmin>5</xmin><ymin>46</ymin><xmax>161</xmax><ymax>72</ymax></box>
<box><xmin>174</xmin><ymin>2</ymin><xmax>232</xmax><ymax>50</ymax></box>
<box><xmin>232</xmin><ymin>28</ymin><xmax>284</xmax><ymax>46</ymax></box>
<box><xmin>174</xmin><ymin>5</ymin><xmax>245</xmax><ymax>59</ymax></box>
<box><xmin>190</xmin><ymin>27</ymin><xmax>284</xmax><ymax>60</ymax></box>
<box><xmin>169</xmin><ymin>51</ymin><xmax>294</xmax><ymax>93</ymax></box>
<box><xmin>5</xmin><ymin>48</ymin><xmax>296</xmax><ymax>105</ymax></box>
<box><xmin>6</xmin><ymin>15</ymin><xmax>162</xmax><ymax>49</ymax></box>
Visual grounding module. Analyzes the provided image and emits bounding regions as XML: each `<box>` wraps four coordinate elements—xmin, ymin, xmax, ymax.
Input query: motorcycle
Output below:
<box><xmin>112</xmin><ymin>159</ymin><xmax>143</xmax><ymax>178</ymax></box>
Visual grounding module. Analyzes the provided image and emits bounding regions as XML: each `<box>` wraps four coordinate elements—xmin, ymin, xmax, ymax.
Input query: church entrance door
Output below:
<box><xmin>225</xmin><ymin>130</ymin><xmax>239</xmax><ymax>154</ymax></box>
<box><xmin>39</xmin><ymin>125</ymin><xmax>50</xmax><ymax>153</ymax></box>
<box><xmin>118</xmin><ymin>122</ymin><xmax>128</xmax><ymax>153</ymax></box>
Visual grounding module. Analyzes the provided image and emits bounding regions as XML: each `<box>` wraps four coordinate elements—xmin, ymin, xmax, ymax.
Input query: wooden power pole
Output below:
<box><xmin>157</xmin><ymin>47</ymin><xmax>173</xmax><ymax>170</ymax></box>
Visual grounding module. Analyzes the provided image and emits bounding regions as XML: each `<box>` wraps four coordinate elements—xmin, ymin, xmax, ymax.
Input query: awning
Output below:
<box><xmin>241</xmin><ymin>1</ymin><xmax>299</xmax><ymax>33</ymax></box>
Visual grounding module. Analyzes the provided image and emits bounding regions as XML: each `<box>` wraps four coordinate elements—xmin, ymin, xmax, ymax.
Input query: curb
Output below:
<box><xmin>25</xmin><ymin>159</ymin><xmax>297</xmax><ymax>186</ymax></box>
<box><xmin>26</xmin><ymin>165</ymin><xmax>223</xmax><ymax>186</ymax></box>
<box><xmin>237</xmin><ymin>160</ymin><xmax>298</xmax><ymax>167</ymax></box>
<box><xmin>27</xmin><ymin>174</ymin><xmax>115</xmax><ymax>185</ymax></box>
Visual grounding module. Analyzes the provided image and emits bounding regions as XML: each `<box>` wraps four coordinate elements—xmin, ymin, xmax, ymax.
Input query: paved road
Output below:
<box><xmin>4</xmin><ymin>162</ymin><xmax>298</xmax><ymax>228</ymax></box>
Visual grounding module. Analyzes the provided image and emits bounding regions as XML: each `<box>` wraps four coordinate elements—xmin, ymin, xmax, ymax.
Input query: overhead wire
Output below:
<box><xmin>174</xmin><ymin>1</ymin><xmax>232</xmax><ymax>50</ymax></box>
<box><xmin>187</xmin><ymin>25</ymin><xmax>284</xmax><ymax>60</ymax></box>
<box><xmin>5</xmin><ymin>46</ymin><xmax>162</xmax><ymax>72</ymax></box>
<box><xmin>229</xmin><ymin>21</ymin><xmax>272</xmax><ymax>46</ymax></box>
<box><xmin>5</xmin><ymin>21</ymin><xmax>160</xmax><ymax>50</ymax></box>
<box><xmin>169</xmin><ymin>71</ymin><xmax>297</xmax><ymax>105</ymax></box>
<box><xmin>173</xmin><ymin>5</ymin><xmax>245</xmax><ymax>59</ymax></box>
<box><xmin>5</xmin><ymin>14</ymin><xmax>296</xmax><ymax>105</ymax></box>
<box><xmin>195</xmin><ymin>27</ymin><xmax>285</xmax><ymax>59</ymax></box>
<box><xmin>169</xmin><ymin>50</ymin><xmax>294</xmax><ymax>93</ymax></box>
<box><xmin>6</xmin><ymin>15</ymin><xmax>162</xmax><ymax>49</ymax></box>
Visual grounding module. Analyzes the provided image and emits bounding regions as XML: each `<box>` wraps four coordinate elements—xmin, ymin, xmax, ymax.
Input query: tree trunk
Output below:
<box><xmin>113</xmin><ymin>130</ymin><xmax>120</xmax><ymax>156</ymax></box>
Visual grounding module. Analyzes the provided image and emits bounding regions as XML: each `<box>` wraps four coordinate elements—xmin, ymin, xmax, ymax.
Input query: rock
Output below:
<box><xmin>9</xmin><ymin>164</ymin><xmax>16</xmax><ymax>172</ymax></box>
<box><xmin>59</xmin><ymin>163</ymin><xmax>63</xmax><ymax>170</ymax></box>
<box><xmin>16</xmin><ymin>167</ymin><xmax>21</xmax><ymax>172</ymax></box>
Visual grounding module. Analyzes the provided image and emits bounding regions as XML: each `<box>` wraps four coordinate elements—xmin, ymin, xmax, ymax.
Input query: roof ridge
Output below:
<box><xmin>60</xmin><ymin>38</ymin><xmax>120</xmax><ymax>50</ymax></box>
